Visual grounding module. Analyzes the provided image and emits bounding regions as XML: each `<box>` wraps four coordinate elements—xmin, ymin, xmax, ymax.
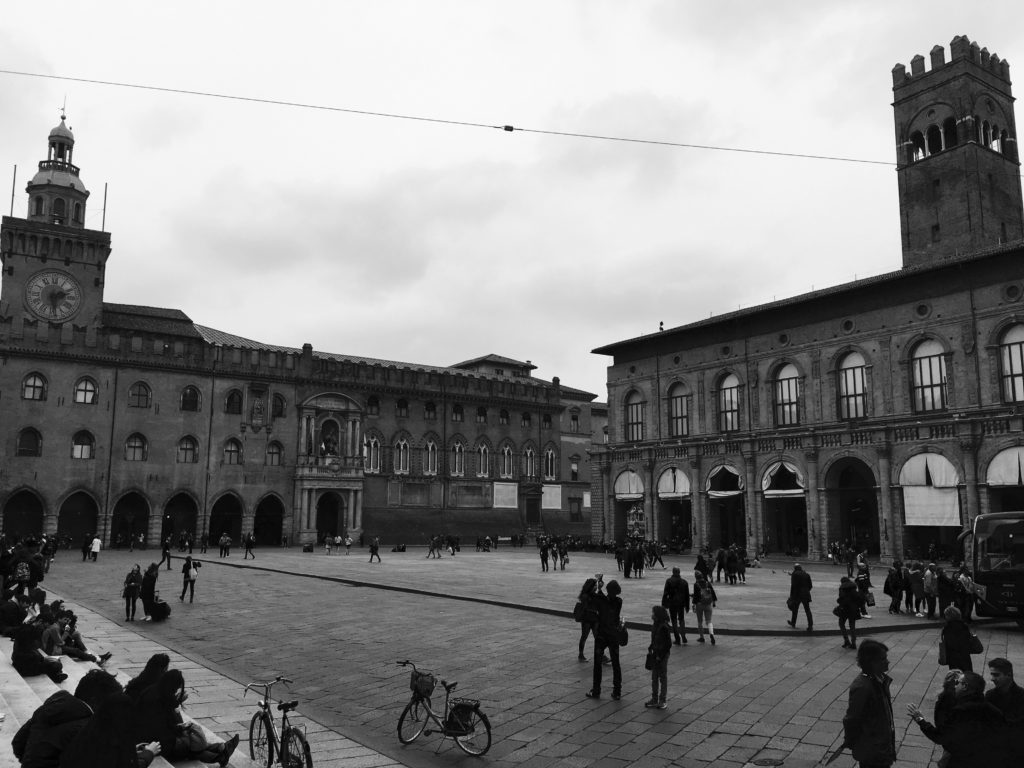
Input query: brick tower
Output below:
<box><xmin>893</xmin><ymin>35</ymin><xmax>1024</xmax><ymax>267</ymax></box>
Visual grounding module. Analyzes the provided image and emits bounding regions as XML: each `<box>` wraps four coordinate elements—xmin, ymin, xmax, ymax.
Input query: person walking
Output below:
<box><xmin>90</xmin><ymin>534</ymin><xmax>101</xmax><ymax>563</ymax></box>
<box><xmin>158</xmin><ymin>536</ymin><xmax>172</xmax><ymax>570</ymax></box>
<box><xmin>123</xmin><ymin>564</ymin><xmax>142</xmax><ymax>621</ymax></box>
<box><xmin>369</xmin><ymin>536</ymin><xmax>381</xmax><ymax>563</ymax></box>
<box><xmin>955</xmin><ymin>567</ymin><xmax>976</xmax><ymax>622</ymax></box>
<box><xmin>692</xmin><ymin>571</ymin><xmax>718</xmax><ymax>644</ymax></box>
<box><xmin>923</xmin><ymin>562</ymin><xmax>938</xmax><ymax>618</ymax></box>
<box><xmin>587</xmin><ymin>579</ymin><xmax>623</xmax><ymax>700</ymax></box>
<box><xmin>645</xmin><ymin>605</ymin><xmax>672</xmax><ymax>709</ymax></box>
<box><xmin>140</xmin><ymin>563</ymin><xmax>159</xmax><ymax>621</ymax></box>
<box><xmin>661</xmin><ymin>566</ymin><xmax>690</xmax><ymax>645</ymax></box>
<box><xmin>836</xmin><ymin>576</ymin><xmax>864</xmax><ymax>650</ymax></box>
<box><xmin>244</xmin><ymin>533</ymin><xmax>255</xmax><ymax>559</ymax></box>
<box><xmin>344</xmin><ymin>535</ymin><xmax>352</xmax><ymax>554</ymax></box>
<box><xmin>909</xmin><ymin>561</ymin><xmax>926</xmax><ymax>617</ymax></box>
<box><xmin>841</xmin><ymin>639</ymin><xmax>896</xmax><ymax>768</ymax></box>
<box><xmin>786</xmin><ymin>563</ymin><xmax>813</xmax><ymax>632</ymax></box>
<box><xmin>939</xmin><ymin>605</ymin><xmax>975</xmax><ymax>672</ymax></box>
<box><xmin>81</xmin><ymin>534</ymin><xmax>91</xmax><ymax>563</ymax></box>
<box><xmin>576</xmin><ymin>578</ymin><xmax>600</xmax><ymax>661</ymax></box>
<box><xmin>884</xmin><ymin>563</ymin><xmax>904</xmax><ymax>615</ymax></box>
<box><xmin>179</xmin><ymin>556</ymin><xmax>201</xmax><ymax>603</ymax></box>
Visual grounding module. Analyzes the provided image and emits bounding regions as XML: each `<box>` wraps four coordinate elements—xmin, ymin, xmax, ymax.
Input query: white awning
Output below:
<box><xmin>614</xmin><ymin>470</ymin><xmax>645</xmax><ymax>500</ymax></box>
<box><xmin>657</xmin><ymin>466</ymin><xmax>691</xmax><ymax>499</ymax></box>
<box><xmin>762</xmin><ymin>460</ymin><xmax>806</xmax><ymax>497</ymax></box>
<box><xmin>898</xmin><ymin>453</ymin><xmax>960</xmax><ymax>488</ymax></box>
<box><xmin>903</xmin><ymin>486</ymin><xmax>961</xmax><ymax>526</ymax></box>
<box><xmin>986</xmin><ymin>447</ymin><xmax>1024</xmax><ymax>486</ymax></box>
<box><xmin>706</xmin><ymin>464</ymin><xmax>744</xmax><ymax>498</ymax></box>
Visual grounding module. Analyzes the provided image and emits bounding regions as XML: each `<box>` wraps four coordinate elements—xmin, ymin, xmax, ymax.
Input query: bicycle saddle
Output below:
<box><xmin>442</xmin><ymin>680</ymin><xmax>458</xmax><ymax>692</ymax></box>
<box><xmin>277</xmin><ymin>700</ymin><xmax>299</xmax><ymax>712</ymax></box>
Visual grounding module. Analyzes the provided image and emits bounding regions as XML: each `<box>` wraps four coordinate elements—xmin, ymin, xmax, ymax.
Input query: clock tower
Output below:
<box><xmin>0</xmin><ymin>115</ymin><xmax>111</xmax><ymax>344</ymax></box>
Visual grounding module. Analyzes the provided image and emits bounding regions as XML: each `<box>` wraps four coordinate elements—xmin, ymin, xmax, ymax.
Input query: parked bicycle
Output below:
<box><xmin>245</xmin><ymin>675</ymin><xmax>313</xmax><ymax>768</ymax></box>
<box><xmin>395</xmin><ymin>660</ymin><xmax>491</xmax><ymax>756</ymax></box>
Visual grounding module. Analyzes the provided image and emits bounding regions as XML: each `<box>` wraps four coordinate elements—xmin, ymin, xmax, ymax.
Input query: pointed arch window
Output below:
<box><xmin>128</xmin><ymin>382</ymin><xmax>151</xmax><ymax>408</ymax></box>
<box><xmin>544</xmin><ymin>448</ymin><xmax>557</xmax><ymax>480</ymax></box>
<box><xmin>17</xmin><ymin>428</ymin><xmax>42</xmax><ymax>457</ymax></box>
<box><xmin>838</xmin><ymin>352</ymin><xmax>867</xmax><ymax>419</ymax></box>
<box><xmin>177</xmin><ymin>436</ymin><xmax>198</xmax><ymax>464</ymax></box>
<box><xmin>394</xmin><ymin>439</ymin><xmax>410</xmax><ymax>474</ymax></box>
<box><xmin>364</xmin><ymin>436</ymin><xmax>381</xmax><ymax>474</ymax></box>
<box><xmin>223</xmin><ymin>438</ymin><xmax>243</xmax><ymax>465</ymax></box>
<box><xmin>23</xmin><ymin>373</ymin><xmax>47</xmax><ymax>401</ymax></box>
<box><xmin>423</xmin><ymin>440</ymin><xmax>438</xmax><ymax>475</ymax></box>
<box><xmin>476</xmin><ymin>444</ymin><xmax>489</xmax><ymax>477</ymax></box>
<box><xmin>180</xmin><ymin>385</ymin><xmax>201</xmax><ymax>412</ymax></box>
<box><xmin>225</xmin><ymin>389</ymin><xmax>243</xmax><ymax>415</ymax></box>
<box><xmin>500</xmin><ymin>445</ymin><xmax>514</xmax><ymax>478</ymax></box>
<box><xmin>911</xmin><ymin>339</ymin><xmax>947</xmax><ymax>412</ymax></box>
<box><xmin>73</xmin><ymin>377</ymin><xmax>97</xmax><ymax>405</ymax></box>
<box><xmin>718</xmin><ymin>374</ymin><xmax>740</xmax><ymax>432</ymax></box>
<box><xmin>523</xmin><ymin>447</ymin><xmax>536</xmax><ymax>478</ymax></box>
<box><xmin>71</xmin><ymin>430</ymin><xmax>94</xmax><ymax>460</ymax></box>
<box><xmin>451</xmin><ymin>441</ymin><xmax>465</xmax><ymax>476</ymax></box>
<box><xmin>667</xmin><ymin>384</ymin><xmax>688</xmax><ymax>437</ymax></box>
<box><xmin>125</xmin><ymin>433</ymin><xmax>148</xmax><ymax>461</ymax></box>
<box><xmin>773</xmin><ymin>364</ymin><xmax>801</xmax><ymax>426</ymax></box>
<box><xmin>267</xmin><ymin>441</ymin><xmax>283</xmax><ymax>466</ymax></box>
<box><xmin>999</xmin><ymin>324</ymin><xmax>1024</xmax><ymax>403</ymax></box>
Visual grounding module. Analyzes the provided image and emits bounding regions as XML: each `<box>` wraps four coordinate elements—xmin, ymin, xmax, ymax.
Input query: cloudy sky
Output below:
<box><xmin>2</xmin><ymin>2</ymin><xmax>1022</xmax><ymax>397</ymax></box>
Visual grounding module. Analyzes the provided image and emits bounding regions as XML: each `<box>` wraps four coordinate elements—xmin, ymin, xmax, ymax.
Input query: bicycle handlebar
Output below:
<box><xmin>243</xmin><ymin>676</ymin><xmax>294</xmax><ymax>698</ymax></box>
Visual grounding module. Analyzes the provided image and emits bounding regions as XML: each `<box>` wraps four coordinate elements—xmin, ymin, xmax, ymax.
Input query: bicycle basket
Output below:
<box><xmin>410</xmin><ymin>670</ymin><xmax>436</xmax><ymax>698</ymax></box>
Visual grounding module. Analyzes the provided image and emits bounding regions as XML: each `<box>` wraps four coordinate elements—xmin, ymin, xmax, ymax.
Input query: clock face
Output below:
<box><xmin>24</xmin><ymin>270</ymin><xmax>83</xmax><ymax>322</ymax></box>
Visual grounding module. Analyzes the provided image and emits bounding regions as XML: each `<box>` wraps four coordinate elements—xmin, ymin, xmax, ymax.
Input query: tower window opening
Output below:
<box><xmin>942</xmin><ymin>117</ymin><xmax>957</xmax><ymax>149</ymax></box>
<box><xmin>983</xmin><ymin>120</ymin><xmax>992</xmax><ymax>146</ymax></box>
<box><xmin>926</xmin><ymin>125</ymin><xmax>943</xmax><ymax>155</ymax></box>
<box><xmin>909</xmin><ymin>131</ymin><xmax>926</xmax><ymax>163</ymax></box>
<box><xmin>1000</xmin><ymin>129</ymin><xmax>1009</xmax><ymax>156</ymax></box>
<box><xmin>73</xmin><ymin>203</ymin><xmax>82</xmax><ymax>223</ymax></box>
<box><xmin>33</xmin><ymin>197</ymin><xmax>43</xmax><ymax>216</ymax></box>
<box><xmin>990</xmin><ymin>124</ymin><xmax>1002</xmax><ymax>152</ymax></box>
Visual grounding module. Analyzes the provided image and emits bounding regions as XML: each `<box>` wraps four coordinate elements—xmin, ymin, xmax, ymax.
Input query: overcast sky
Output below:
<box><xmin>2</xmin><ymin>2</ymin><xmax>1022</xmax><ymax>398</ymax></box>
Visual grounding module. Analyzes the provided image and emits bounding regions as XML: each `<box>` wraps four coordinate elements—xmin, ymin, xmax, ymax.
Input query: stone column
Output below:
<box><xmin>347</xmin><ymin>489</ymin><xmax>355</xmax><ymax>531</ymax></box>
<box><xmin>355</xmin><ymin>489</ymin><xmax>363</xmax><ymax>530</ymax></box>
<box><xmin>959</xmin><ymin>437</ymin><xmax>980</xmax><ymax>527</ymax></box>
<box><xmin>689</xmin><ymin>458</ymin><xmax>703</xmax><ymax>552</ymax></box>
<box><xmin>805</xmin><ymin>449</ymin><xmax>820</xmax><ymax>559</ymax></box>
<box><xmin>742</xmin><ymin>451</ymin><xmax>758</xmax><ymax>553</ymax></box>
<box><xmin>876</xmin><ymin>446</ymin><xmax>895</xmax><ymax>562</ymax></box>
<box><xmin>645</xmin><ymin>457</ymin><xmax>656</xmax><ymax>540</ymax></box>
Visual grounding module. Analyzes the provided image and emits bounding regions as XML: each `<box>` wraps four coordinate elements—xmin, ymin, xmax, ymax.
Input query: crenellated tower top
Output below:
<box><xmin>892</xmin><ymin>35</ymin><xmax>1011</xmax><ymax>86</ymax></box>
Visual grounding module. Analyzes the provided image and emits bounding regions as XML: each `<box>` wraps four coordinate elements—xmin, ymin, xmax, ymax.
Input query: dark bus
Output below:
<box><xmin>958</xmin><ymin>512</ymin><xmax>1024</xmax><ymax>626</ymax></box>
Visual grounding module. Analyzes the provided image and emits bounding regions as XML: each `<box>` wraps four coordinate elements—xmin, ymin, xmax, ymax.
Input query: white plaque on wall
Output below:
<box><xmin>493</xmin><ymin>482</ymin><xmax>518</xmax><ymax>509</ymax></box>
<box><xmin>542</xmin><ymin>484</ymin><xmax>562</xmax><ymax>510</ymax></box>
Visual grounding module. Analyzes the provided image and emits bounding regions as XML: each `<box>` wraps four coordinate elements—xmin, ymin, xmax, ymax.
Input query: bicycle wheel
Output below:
<box><xmin>282</xmin><ymin>727</ymin><xmax>313</xmax><ymax>768</ymax></box>
<box><xmin>453</xmin><ymin>709</ymin><xmax>491</xmax><ymax>756</ymax></box>
<box><xmin>248</xmin><ymin>711</ymin><xmax>273</xmax><ymax>767</ymax></box>
<box><xmin>397</xmin><ymin>698</ymin><xmax>428</xmax><ymax>744</ymax></box>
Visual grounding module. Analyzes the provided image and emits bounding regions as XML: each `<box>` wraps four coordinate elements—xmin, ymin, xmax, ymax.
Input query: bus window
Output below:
<box><xmin>975</xmin><ymin>518</ymin><xmax>1024</xmax><ymax>572</ymax></box>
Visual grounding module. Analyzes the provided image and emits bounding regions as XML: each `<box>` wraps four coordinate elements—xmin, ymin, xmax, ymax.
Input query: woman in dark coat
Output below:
<box><xmin>179</xmin><ymin>557</ymin><xmax>201</xmax><ymax>603</ymax></box>
<box><xmin>140</xmin><ymin>563</ymin><xmax>158</xmax><ymax>621</ymax></box>
<box><xmin>124</xmin><ymin>653</ymin><xmax>171</xmax><ymax>703</ymax></box>
<box><xmin>645</xmin><ymin>605</ymin><xmax>672</xmax><ymax>709</ymax></box>
<box><xmin>836</xmin><ymin>576</ymin><xmax>864</xmax><ymax>650</ymax></box>
<box><xmin>60</xmin><ymin>693</ymin><xmax>160</xmax><ymax>768</ymax></box>
<box><xmin>123</xmin><ymin>564</ymin><xmax>142</xmax><ymax>621</ymax></box>
<box><xmin>576</xmin><ymin>578</ymin><xmax>599</xmax><ymax>661</ymax></box>
<box><xmin>940</xmin><ymin>605</ymin><xmax>974</xmax><ymax>672</ymax></box>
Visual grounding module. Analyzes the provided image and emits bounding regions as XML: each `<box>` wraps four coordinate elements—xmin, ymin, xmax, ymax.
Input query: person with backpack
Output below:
<box><xmin>661</xmin><ymin>566</ymin><xmax>690</xmax><ymax>645</ymax></box>
<box><xmin>179</xmin><ymin>556</ymin><xmax>201</xmax><ymax>603</ymax></box>
<box><xmin>123</xmin><ymin>564</ymin><xmax>143</xmax><ymax>621</ymax></box>
<box><xmin>837</xmin><ymin>576</ymin><xmax>865</xmax><ymax>650</ymax></box>
<box><xmin>692</xmin><ymin>571</ymin><xmax>718</xmax><ymax>644</ymax></box>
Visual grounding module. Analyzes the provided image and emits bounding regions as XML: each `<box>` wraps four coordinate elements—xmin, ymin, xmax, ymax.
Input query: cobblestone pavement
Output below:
<box><xmin>36</xmin><ymin>546</ymin><xmax>1024</xmax><ymax>768</ymax></box>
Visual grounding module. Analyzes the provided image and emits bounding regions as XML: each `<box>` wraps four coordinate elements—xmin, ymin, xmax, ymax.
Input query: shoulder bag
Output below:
<box><xmin>968</xmin><ymin>632</ymin><xmax>983</xmax><ymax>654</ymax></box>
<box><xmin>616</xmin><ymin>622</ymin><xmax>629</xmax><ymax>646</ymax></box>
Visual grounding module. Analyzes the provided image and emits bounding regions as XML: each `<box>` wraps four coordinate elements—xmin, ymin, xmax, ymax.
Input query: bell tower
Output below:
<box><xmin>893</xmin><ymin>35</ymin><xmax>1024</xmax><ymax>267</ymax></box>
<box><xmin>0</xmin><ymin>115</ymin><xmax>111</xmax><ymax>343</ymax></box>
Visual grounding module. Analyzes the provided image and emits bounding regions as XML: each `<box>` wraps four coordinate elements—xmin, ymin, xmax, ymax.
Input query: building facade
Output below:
<box><xmin>0</xmin><ymin>118</ymin><xmax>599</xmax><ymax>547</ymax></box>
<box><xmin>593</xmin><ymin>36</ymin><xmax>1024</xmax><ymax>562</ymax></box>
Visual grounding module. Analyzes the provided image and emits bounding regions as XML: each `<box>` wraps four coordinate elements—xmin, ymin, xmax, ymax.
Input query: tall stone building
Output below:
<box><xmin>0</xmin><ymin>117</ymin><xmax>599</xmax><ymax>547</ymax></box>
<box><xmin>593</xmin><ymin>36</ymin><xmax>1024</xmax><ymax>561</ymax></box>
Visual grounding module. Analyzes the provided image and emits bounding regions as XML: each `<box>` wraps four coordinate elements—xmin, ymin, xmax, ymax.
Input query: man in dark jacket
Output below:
<box><xmin>661</xmin><ymin>567</ymin><xmax>690</xmax><ymax>645</ymax></box>
<box><xmin>787</xmin><ymin>563</ymin><xmax>813</xmax><ymax>631</ymax></box>
<box><xmin>986</xmin><ymin>657</ymin><xmax>1024</xmax><ymax>761</ymax></box>
<box><xmin>842</xmin><ymin>639</ymin><xmax>896</xmax><ymax>768</ymax></box>
<box><xmin>587</xmin><ymin>580</ymin><xmax>623</xmax><ymax>700</ymax></box>
<box><xmin>0</xmin><ymin>592</ymin><xmax>31</xmax><ymax>637</ymax></box>
<box><xmin>12</xmin><ymin>669</ymin><xmax>123</xmax><ymax>767</ymax></box>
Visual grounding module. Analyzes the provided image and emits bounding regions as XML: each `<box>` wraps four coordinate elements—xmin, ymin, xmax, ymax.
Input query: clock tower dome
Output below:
<box><xmin>0</xmin><ymin>115</ymin><xmax>111</xmax><ymax>343</ymax></box>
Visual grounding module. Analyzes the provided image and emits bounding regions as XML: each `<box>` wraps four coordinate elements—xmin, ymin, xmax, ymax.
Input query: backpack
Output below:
<box><xmin>14</xmin><ymin>560</ymin><xmax>31</xmax><ymax>583</ymax></box>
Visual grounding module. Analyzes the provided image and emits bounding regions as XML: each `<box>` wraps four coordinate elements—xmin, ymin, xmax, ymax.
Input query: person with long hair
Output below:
<box><xmin>123</xmin><ymin>564</ymin><xmax>142</xmax><ymax>621</ymax></box>
<box><xmin>576</xmin><ymin>578</ymin><xmax>600</xmax><ymax>661</ymax></box>
<box><xmin>939</xmin><ymin>605</ymin><xmax>974</xmax><ymax>673</ymax></box>
<box><xmin>60</xmin><ymin>693</ymin><xmax>161</xmax><ymax>768</ymax></box>
<box><xmin>836</xmin><ymin>576</ymin><xmax>864</xmax><ymax>650</ymax></box>
<box><xmin>140</xmin><ymin>563</ymin><xmax>159</xmax><ymax>621</ymax></box>
<box><xmin>645</xmin><ymin>605</ymin><xmax>672</xmax><ymax>709</ymax></box>
<box><xmin>692</xmin><ymin>571</ymin><xmax>718</xmax><ymax>645</ymax></box>
<box><xmin>124</xmin><ymin>653</ymin><xmax>171</xmax><ymax>703</ymax></box>
<box><xmin>179</xmin><ymin>556</ymin><xmax>201</xmax><ymax>603</ymax></box>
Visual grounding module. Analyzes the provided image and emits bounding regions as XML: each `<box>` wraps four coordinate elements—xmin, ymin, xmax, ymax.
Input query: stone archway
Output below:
<box><xmin>315</xmin><ymin>492</ymin><xmax>346</xmax><ymax>539</ymax></box>
<box><xmin>160</xmin><ymin>493</ymin><xmax>197</xmax><ymax>543</ymax></box>
<box><xmin>2</xmin><ymin>490</ymin><xmax>45</xmax><ymax>541</ymax></box>
<box><xmin>59</xmin><ymin>492</ymin><xmax>100</xmax><ymax>547</ymax></box>
<box><xmin>254</xmin><ymin>496</ymin><xmax>285</xmax><ymax>546</ymax></box>
<box><xmin>113</xmin><ymin>493</ymin><xmax>152</xmax><ymax>548</ymax></box>
<box><xmin>209</xmin><ymin>494</ymin><xmax>243</xmax><ymax>544</ymax></box>
<box><xmin>825</xmin><ymin>457</ymin><xmax>879</xmax><ymax>555</ymax></box>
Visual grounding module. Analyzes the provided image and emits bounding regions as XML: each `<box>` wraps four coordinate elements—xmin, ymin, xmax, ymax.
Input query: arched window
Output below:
<box><xmin>424</xmin><ymin>402</ymin><xmax>437</xmax><ymax>420</ymax></box>
<box><xmin>476</xmin><ymin>444</ymin><xmax>489</xmax><ymax>477</ymax></box>
<box><xmin>267</xmin><ymin>441</ymin><xmax>283</xmax><ymax>466</ymax></box>
<box><xmin>22</xmin><ymin>373</ymin><xmax>47</xmax><ymax>401</ymax></box>
<box><xmin>128</xmin><ymin>381</ymin><xmax>151</xmax><ymax>408</ymax></box>
<box><xmin>34</xmin><ymin>197</ymin><xmax>44</xmax><ymax>216</ymax></box>
<box><xmin>177</xmin><ymin>436</ymin><xmax>198</xmax><ymax>463</ymax></box>
<box><xmin>225</xmin><ymin>389</ymin><xmax>243</xmax><ymax>414</ymax></box>
<box><xmin>570</xmin><ymin>456</ymin><xmax>580</xmax><ymax>482</ymax></box>
<box><xmin>544</xmin><ymin>448</ymin><xmax>557</xmax><ymax>480</ymax></box>
<box><xmin>999</xmin><ymin>324</ymin><xmax>1024</xmax><ymax>403</ymax></box>
<box><xmin>624</xmin><ymin>392</ymin><xmax>644</xmax><ymax>441</ymax></box>
<box><xmin>271</xmin><ymin>394</ymin><xmax>286</xmax><ymax>418</ymax></box>
<box><xmin>396</xmin><ymin>399</ymin><xmax>409</xmax><ymax>418</ymax></box>
<box><xmin>909</xmin><ymin>131</ymin><xmax>926</xmax><ymax>163</ymax></box>
<box><xmin>73</xmin><ymin>378</ymin><xmax>97</xmax><ymax>405</ymax></box>
<box><xmin>73</xmin><ymin>203</ymin><xmax>82</xmax><ymax>223</ymax></box>
<box><xmin>927</xmin><ymin>124</ymin><xmax>943</xmax><ymax>154</ymax></box>
<box><xmin>718</xmin><ymin>374</ymin><xmax>740</xmax><ymax>432</ymax></box>
<box><xmin>423</xmin><ymin>440</ymin><xmax>438</xmax><ymax>475</ymax></box>
<box><xmin>53</xmin><ymin>198</ymin><xmax>66</xmax><ymax>222</ymax></box>
<box><xmin>667</xmin><ymin>384</ymin><xmax>688</xmax><ymax>437</ymax></box>
<box><xmin>125</xmin><ymin>433</ymin><xmax>148</xmax><ymax>461</ymax></box>
<box><xmin>451</xmin><ymin>441</ymin><xmax>465</xmax><ymax>476</ymax></box>
<box><xmin>521</xmin><ymin>412</ymin><xmax>532</xmax><ymax>428</ymax></box>
<box><xmin>180</xmin><ymin>386</ymin><xmax>201</xmax><ymax>412</ymax></box>
<box><xmin>911</xmin><ymin>339</ymin><xmax>947</xmax><ymax>412</ymax></box>
<box><xmin>838</xmin><ymin>352</ymin><xmax>868</xmax><ymax>419</ymax></box>
<box><xmin>451</xmin><ymin>404</ymin><xmax>464</xmax><ymax>422</ymax></box>
<box><xmin>17</xmin><ymin>428</ymin><xmax>42</xmax><ymax>457</ymax></box>
<box><xmin>394</xmin><ymin>439</ymin><xmax>410</xmax><ymax>474</ymax></box>
<box><xmin>990</xmin><ymin>124</ymin><xmax>1002</xmax><ymax>152</ymax></box>
<box><xmin>542</xmin><ymin>413</ymin><xmax>552</xmax><ymax>429</ymax></box>
<box><xmin>499</xmin><ymin>409</ymin><xmax>510</xmax><ymax>425</ymax></box>
<box><xmin>71</xmin><ymin>430</ymin><xmax>94</xmax><ymax>460</ymax></box>
<box><xmin>364</xmin><ymin>436</ymin><xmax>381</xmax><ymax>473</ymax></box>
<box><xmin>500</xmin><ymin>445</ymin><xmax>514</xmax><ymax>478</ymax></box>
<box><xmin>367</xmin><ymin>396</ymin><xmax>380</xmax><ymax>416</ymax></box>
<box><xmin>224</xmin><ymin>438</ymin><xmax>243</xmax><ymax>465</ymax></box>
<box><xmin>523</xmin><ymin>447</ymin><xmax>536</xmax><ymax>478</ymax></box>
<box><xmin>773</xmin><ymin>363</ymin><xmax>801</xmax><ymax>426</ymax></box>
<box><xmin>476</xmin><ymin>407</ymin><xmax>487</xmax><ymax>424</ymax></box>
<box><xmin>942</xmin><ymin>117</ymin><xmax>957</xmax><ymax>150</ymax></box>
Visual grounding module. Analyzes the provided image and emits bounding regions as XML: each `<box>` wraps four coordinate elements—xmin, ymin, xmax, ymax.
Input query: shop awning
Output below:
<box><xmin>614</xmin><ymin>470</ymin><xmax>645</xmax><ymax>500</ymax></box>
<box><xmin>986</xmin><ymin>447</ymin><xmax>1024</xmax><ymax>486</ymax></box>
<box><xmin>899</xmin><ymin>453</ymin><xmax>961</xmax><ymax>526</ymax></box>
<box><xmin>657</xmin><ymin>466</ymin><xmax>691</xmax><ymax>499</ymax></box>
<box><xmin>762</xmin><ymin>460</ymin><xmax>805</xmax><ymax>497</ymax></box>
<box><xmin>706</xmin><ymin>464</ymin><xmax>744</xmax><ymax>498</ymax></box>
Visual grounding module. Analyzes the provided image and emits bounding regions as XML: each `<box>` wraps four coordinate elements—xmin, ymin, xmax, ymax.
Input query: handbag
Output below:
<box><xmin>645</xmin><ymin>650</ymin><xmax>655</xmax><ymax>671</ymax></box>
<box><xmin>188</xmin><ymin>567</ymin><xmax>199</xmax><ymax>580</ymax></box>
<box><xmin>968</xmin><ymin>632</ymin><xmax>983</xmax><ymax>654</ymax></box>
<box><xmin>832</xmin><ymin>605</ymin><xmax>843</xmax><ymax>617</ymax></box>
<box><xmin>616</xmin><ymin>622</ymin><xmax>629</xmax><ymax>647</ymax></box>
<box><xmin>938</xmin><ymin>635</ymin><xmax>947</xmax><ymax>665</ymax></box>
<box><xmin>866</xmin><ymin>591</ymin><xmax>876</xmax><ymax>607</ymax></box>
<box><xmin>786</xmin><ymin>596</ymin><xmax>797</xmax><ymax>611</ymax></box>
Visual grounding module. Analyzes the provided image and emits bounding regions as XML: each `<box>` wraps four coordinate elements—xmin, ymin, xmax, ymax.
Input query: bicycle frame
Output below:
<box><xmin>396</xmin><ymin>660</ymin><xmax>491</xmax><ymax>756</ymax></box>
<box><xmin>245</xmin><ymin>675</ymin><xmax>311</xmax><ymax>767</ymax></box>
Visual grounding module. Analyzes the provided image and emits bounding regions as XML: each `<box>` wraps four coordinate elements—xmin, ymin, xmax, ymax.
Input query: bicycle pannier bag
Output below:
<box><xmin>446</xmin><ymin>699</ymin><xmax>477</xmax><ymax>734</ymax></box>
